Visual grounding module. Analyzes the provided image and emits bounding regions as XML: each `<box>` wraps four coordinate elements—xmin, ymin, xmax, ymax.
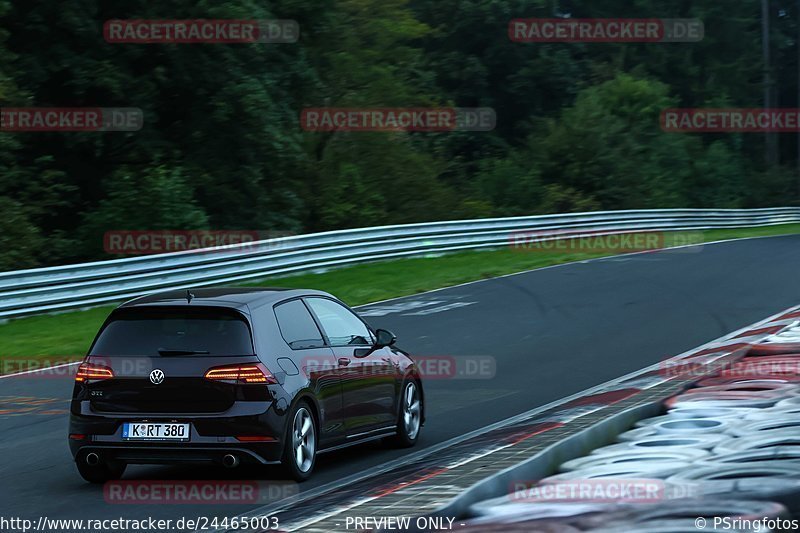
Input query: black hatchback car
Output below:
<box><xmin>69</xmin><ymin>288</ymin><xmax>424</xmax><ymax>482</ymax></box>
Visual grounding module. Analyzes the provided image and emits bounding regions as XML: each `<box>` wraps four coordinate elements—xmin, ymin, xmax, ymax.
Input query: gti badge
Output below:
<box><xmin>149</xmin><ymin>369</ymin><xmax>165</xmax><ymax>385</ymax></box>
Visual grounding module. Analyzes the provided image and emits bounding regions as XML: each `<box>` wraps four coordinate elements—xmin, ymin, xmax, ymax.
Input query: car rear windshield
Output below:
<box><xmin>89</xmin><ymin>308</ymin><xmax>254</xmax><ymax>357</ymax></box>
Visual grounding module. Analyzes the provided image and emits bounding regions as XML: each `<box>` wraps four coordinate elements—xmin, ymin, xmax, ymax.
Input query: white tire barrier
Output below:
<box><xmin>697</xmin><ymin>448</ymin><xmax>800</xmax><ymax>466</ymax></box>
<box><xmin>616</xmin><ymin>427</ymin><xmax>660</xmax><ymax>442</ymax></box>
<box><xmin>745</xmin><ymin>406</ymin><xmax>800</xmax><ymax>420</ymax></box>
<box><xmin>664</xmin><ymin>407</ymin><xmax>759</xmax><ymax>419</ymax></box>
<box><xmin>651</xmin><ymin>418</ymin><xmax>729</xmax><ymax>435</ymax></box>
<box><xmin>543</xmin><ymin>462</ymin><xmax>692</xmax><ymax>482</ymax></box>
<box><xmin>467</xmin><ymin>330</ymin><xmax>800</xmax><ymax>531</ymax></box>
<box><xmin>714</xmin><ymin>434</ymin><xmax>800</xmax><ymax>455</ymax></box>
<box><xmin>668</xmin><ymin>396</ymin><xmax>782</xmax><ymax>409</ymax></box>
<box><xmin>560</xmin><ymin>449</ymin><xmax>710</xmax><ymax>473</ymax></box>
<box><xmin>597</xmin><ymin>434</ymin><xmax>731</xmax><ymax>455</ymax></box>
<box><xmin>597</xmin><ymin>500</ymin><xmax>788</xmax><ymax>532</ymax></box>
<box><xmin>668</xmin><ymin>464</ymin><xmax>800</xmax><ymax>481</ymax></box>
<box><xmin>726</xmin><ymin>416</ymin><xmax>800</xmax><ymax>438</ymax></box>
<box><xmin>775</xmin><ymin>396</ymin><xmax>800</xmax><ymax>409</ymax></box>
<box><xmin>682</xmin><ymin>383</ymin><xmax>798</xmax><ymax>395</ymax></box>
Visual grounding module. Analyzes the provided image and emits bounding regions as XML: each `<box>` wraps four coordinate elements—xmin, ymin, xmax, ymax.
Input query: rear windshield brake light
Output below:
<box><xmin>204</xmin><ymin>363</ymin><xmax>277</xmax><ymax>384</ymax></box>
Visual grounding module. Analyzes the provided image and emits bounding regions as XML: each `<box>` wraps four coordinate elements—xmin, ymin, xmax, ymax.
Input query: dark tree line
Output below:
<box><xmin>1</xmin><ymin>0</ymin><xmax>799</xmax><ymax>270</ymax></box>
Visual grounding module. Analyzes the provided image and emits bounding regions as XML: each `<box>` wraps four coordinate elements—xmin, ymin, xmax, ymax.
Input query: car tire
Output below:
<box><xmin>76</xmin><ymin>458</ymin><xmax>126</xmax><ymax>484</ymax></box>
<box><xmin>281</xmin><ymin>401</ymin><xmax>317</xmax><ymax>482</ymax></box>
<box><xmin>386</xmin><ymin>379</ymin><xmax>422</xmax><ymax>448</ymax></box>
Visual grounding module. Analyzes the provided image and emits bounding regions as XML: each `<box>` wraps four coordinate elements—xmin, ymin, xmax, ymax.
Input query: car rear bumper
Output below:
<box><xmin>71</xmin><ymin>443</ymin><xmax>282</xmax><ymax>466</ymax></box>
<box><xmin>68</xmin><ymin>399</ymin><xmax>288</xmax><ymax>465</ymax></box>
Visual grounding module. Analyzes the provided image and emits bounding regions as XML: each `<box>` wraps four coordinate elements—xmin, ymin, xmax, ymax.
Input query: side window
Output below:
<box><xmin>305</xmin><ymin>298</ymin><xmax>373</xmax><ymax>347</ymax></box>
<box><xmin>274</xmin><ymin>300</ymin><xmax>325</xmax><ymax>350</ymax></box>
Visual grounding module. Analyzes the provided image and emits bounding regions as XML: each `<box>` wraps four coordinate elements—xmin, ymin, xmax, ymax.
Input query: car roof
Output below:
<box><xmin>119</xmin><ymin>287</ymin><xmax>333</xmax><ymax>312</ymax></box>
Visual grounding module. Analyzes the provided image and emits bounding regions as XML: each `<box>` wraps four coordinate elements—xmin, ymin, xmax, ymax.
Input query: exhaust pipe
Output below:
<box><xmin>222</xmin><ymin>454</ymin><xmax>240</xmax><ymax>468</ymax></box>
<box><xmin>85</xmin><ymin>453</ymin><xmax>100</xmax><ymax>466</ymax></box>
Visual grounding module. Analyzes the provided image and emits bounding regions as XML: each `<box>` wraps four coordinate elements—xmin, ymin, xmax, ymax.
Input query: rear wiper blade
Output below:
<box><xmin>157</xmin><ymin>348</ymin><xmax>210</xmax><ymax>356</ymax></box>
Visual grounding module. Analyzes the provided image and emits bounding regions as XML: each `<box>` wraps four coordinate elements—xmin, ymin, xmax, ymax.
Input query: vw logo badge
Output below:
<box><xmin>149</xmin><ymin>369</ymin><xmax>165</xmax><ymax>385</ymax></box>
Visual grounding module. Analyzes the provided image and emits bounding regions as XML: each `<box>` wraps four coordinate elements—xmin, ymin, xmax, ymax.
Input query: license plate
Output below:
<box><xmin>122</xmin><ymin>422</ymin><xmax>190</xmax><ymax>441</ymax></box>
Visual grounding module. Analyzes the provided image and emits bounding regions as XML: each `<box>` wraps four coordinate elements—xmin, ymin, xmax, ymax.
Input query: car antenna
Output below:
<box><xmin>186</xmin><ymin>290</ymin><xmax>194</xmax><ymax>303</ymax></box>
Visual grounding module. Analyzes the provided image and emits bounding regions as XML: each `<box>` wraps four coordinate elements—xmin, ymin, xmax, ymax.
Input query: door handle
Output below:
<box><xmin>338</xmin><ymin>358</ymin><xmax>351</xmax><ymax>367</ymax></box>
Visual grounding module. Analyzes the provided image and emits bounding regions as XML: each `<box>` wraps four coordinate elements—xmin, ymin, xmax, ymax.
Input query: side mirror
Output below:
<box><xmin>374</xmin><ymin>329</ymin><xmax>397</xmax><ymax>348</ymax></box>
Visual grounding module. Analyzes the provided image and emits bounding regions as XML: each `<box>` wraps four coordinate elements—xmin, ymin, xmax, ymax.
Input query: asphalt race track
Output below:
<box><xmin>2</xmin><ymin>235</ymin><xmax>800</xmax><ymax>526</ymax></box>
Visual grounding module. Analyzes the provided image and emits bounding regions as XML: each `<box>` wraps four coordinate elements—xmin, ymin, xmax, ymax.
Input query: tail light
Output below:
<box><xmin>204</xmin><ymin>363</ymin><xmax>277</xmax><ymax>384</ymax></box>
<box><xmin>75</xmin><ymin>361</ymin><xmax>114</xmax><ymax>382</ymax></box>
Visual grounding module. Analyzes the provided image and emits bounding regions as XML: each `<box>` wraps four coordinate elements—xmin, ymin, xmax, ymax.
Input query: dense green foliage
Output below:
<box><xmin>1</xmin><ymin>0</ymin><xmax>799</xmax><ymax>270</ymax></box>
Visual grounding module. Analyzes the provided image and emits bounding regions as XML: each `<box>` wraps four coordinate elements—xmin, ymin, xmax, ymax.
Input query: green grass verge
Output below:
<box><xmin>1</xmin><ymin>223</ymin><xmax>799</xmax><ymax>369</ymax></box>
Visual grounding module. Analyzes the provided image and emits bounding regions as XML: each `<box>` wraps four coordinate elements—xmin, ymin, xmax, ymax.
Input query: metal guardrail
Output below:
<box><xmin>1</xmin><ymin>207</ymin><xmax>798</xmax><ymax>320</ymax></box>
